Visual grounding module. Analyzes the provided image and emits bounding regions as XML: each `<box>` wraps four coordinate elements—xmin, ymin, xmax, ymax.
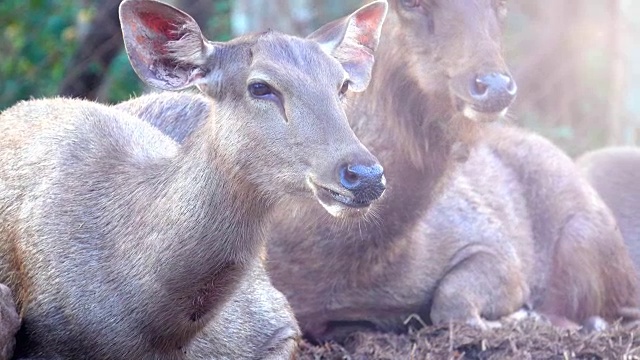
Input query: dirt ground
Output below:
<box><xmin>295</xmin><ymin>319</ymin><xmax>640</xmax><ymax>360</ymax></box>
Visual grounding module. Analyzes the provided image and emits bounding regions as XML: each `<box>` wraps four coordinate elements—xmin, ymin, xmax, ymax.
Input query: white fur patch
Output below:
<box><xmin>463</xmin><ymin>105</ymin><xmax>508</xmax><ymax>123</ymax></box>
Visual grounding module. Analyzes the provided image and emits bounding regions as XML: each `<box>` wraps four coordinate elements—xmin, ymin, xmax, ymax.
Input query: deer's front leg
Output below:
<box><xmin>430</xmin><ymin>248</ymin><xmax>530</xmax><ymax>329</ymax></box>
<box><xmin>0</xmin><ymin>283</ymin><xmax>20</xmax><ymax>360</ymax></box>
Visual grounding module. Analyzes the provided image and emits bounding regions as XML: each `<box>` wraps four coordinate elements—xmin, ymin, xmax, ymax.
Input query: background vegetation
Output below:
<box><xmin>1</xmin><ymin>0</ymin><xmax>639</xmax><ymax>156</ymax></box>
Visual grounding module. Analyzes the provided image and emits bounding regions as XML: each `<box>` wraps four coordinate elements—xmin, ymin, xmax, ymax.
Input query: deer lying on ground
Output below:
<box><xmin>266</xmin><ymin>0</ymin><xmax>639</xmax><ymax>338</ymax></box>
<box><xmin>134</xmin><ymin>0</ymin><xmax>640</xmax><ymax>341</ymax></box>
<box><xmin>0</xmin><ymin>0</ymin><xmax>388</xmax><ymax>358</ymax></box>
<box><xmin>576</xmin><ymin>146</ymin><xmax>640</xmax><ymax>272</ymax></box>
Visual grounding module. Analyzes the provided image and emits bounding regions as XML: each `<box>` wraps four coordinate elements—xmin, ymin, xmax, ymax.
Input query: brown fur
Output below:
<box><xmin>131</xmin><ymin>0</ymin><xmax>640</xmax><ymax>342</ymax></box>
<box><xmin>0</xmin><ymin>284</ymin><xmax>20</xmax><ymax>360</ymax></box>
<box><xmin>576</xmin><ymin>147</ymin><xmax>640</xmax><ymax>272</ymax></box>
<box><xmin>0</xmin><ymin>0</ymin><xmax>388</xmax><ymax>358</ymax></box>
<box><xmin>481</xmin><ymin>128</ymin><xmax>638</xmax><ymax>324</ymax></box>
<box><xmin>265</xmin><ymin>0</ymin><xmax>639</xmax><ymax>340</ymax></box>
<box><xmin>116</xmin><ymin>92</ymin><xmax>300</xmax><ymax>360</ymax></box>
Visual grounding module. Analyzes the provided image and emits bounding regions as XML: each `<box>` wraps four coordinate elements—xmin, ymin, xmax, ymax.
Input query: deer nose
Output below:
<box><xmin>469</xmin><ymin>72</ymin><xmax>517</xmax><ymax>113</ymax></box>
<box><xmin>339</xmin><ymin>163</ymin><xmax>386</xmax><ymax>202</ymax></box>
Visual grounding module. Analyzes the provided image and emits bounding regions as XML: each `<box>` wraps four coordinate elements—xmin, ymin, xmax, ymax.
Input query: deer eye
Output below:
<box><xmin>400</xmin><ymin>0</ymin><xmax>420</xmax><ymax>8</ymax></box>
<box><xmin>339</xmin><ymin>81</ymin><xmax>350</xmax><ymax>97</ymax></box>
<box><xmin>248</xmin><ymin>82</ymin><xmax>274</xmax><ymax>98</ymax></box>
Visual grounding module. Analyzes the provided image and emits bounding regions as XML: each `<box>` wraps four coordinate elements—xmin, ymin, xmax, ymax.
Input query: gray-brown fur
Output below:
<box><xmin>115</xmin><ymin>92</ymin><xmax>300</xmax><ymax>360</ymax></box>
<box><xmin>135</xmin><ymin>0</ymin><xmax>639</xmax><ymax>342</ymax></box>
<box><xmin>576</xmin><ymin>146</ymin><xmax>640</xmax><ymax>272</ymax></box>
<box><xmin>475</xmin><ymin>127</ymin><xmax>639</xmax><ymax>325</ymax></box>
<box><xmin>0</xmin><ymin>0</ymin><xmax>388</xmax><ymax>358</ymax></box>
<box><xmin>116</xmin><ymin>91</ymin><xmax>210</xmax><ymax>145</ymax></box>
<box><xmin>113</xmin><ymin>92</ymin><xmax>301</xmax><ymax>360</ymax></box>
<box><xmin>0</xmin><ymin>284</ymin><xmax>20</xmax><ymax>360</ymax></box>
<box><xmin>182</xmin><ymin>258</ymin><xmax>299</xmax><ymax>360</ymax></box>
<box><xmin>267</xmin><ymin>0</ymin><xmax>639</xmax><ymax>339</ymax></box>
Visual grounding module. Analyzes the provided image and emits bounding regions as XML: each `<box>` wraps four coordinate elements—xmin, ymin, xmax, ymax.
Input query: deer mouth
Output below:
<box><xmin>459</xmin><ymin>101</ymin><xmax>510</xmax><ymax>123</ymax></box>
<box><xmin>450</xmin><ymin>72</ymin><xmax>517</xmax><ymax>123</ymax></box>
<box><xmin>307</xmin><ymin>179</ymin><xmax>373</xmax><ymax>218</ymax></box>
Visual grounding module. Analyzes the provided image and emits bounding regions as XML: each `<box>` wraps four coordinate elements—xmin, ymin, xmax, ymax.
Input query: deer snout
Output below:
<box><xmin>469</xmin><ymin>72</ymin><xmax>517</xmax><ymax>113</ymax></box>
<box><xmin>307</xmin><ymin>156</ymin><xmax>385</xmax><ymax>218</ymax></box>
<box><xmin>339</xmin><ymin>163</ymin><xmax>386</xmax><ymax>204</ymax></box>
<box><xmin>451</xmin><ymin>70</ymin><xmax>517</xmax><ymax>122</ymax></box>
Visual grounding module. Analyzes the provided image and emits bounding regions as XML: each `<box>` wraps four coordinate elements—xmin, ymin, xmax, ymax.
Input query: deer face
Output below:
<box><xmin>230</xmin><ymin>34</ymin><xmax>386</xmax><ymax>217</ymax></box>
<box><xmin>387</xmin><ymin>0</ymin><xmax>516</xmax><ymax>122</ymax></box>
<box><xmin>120</xmin><ymin>0</ymin><xmax>389</xmax><ymax>217</ymax></box>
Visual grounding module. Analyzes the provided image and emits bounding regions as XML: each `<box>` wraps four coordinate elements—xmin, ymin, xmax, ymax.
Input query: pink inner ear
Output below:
<box><xmin>349</xmin><ymin>26</ymin><xmax>374</xmax><ymax>54</ymax></box>
<box><xmin>351</xmin><ymin>7</ymin><xmax>384</xmax><ymax>49</ymax></box>
<box><xmin>354</xmin><ymin>26</ymin><xmax>374</xmax><ymax>49</ymax></box>
<box><xmin>138</xmin><ymin>11</ymin><xmax>182</xmax><ymax>42</ymax></box>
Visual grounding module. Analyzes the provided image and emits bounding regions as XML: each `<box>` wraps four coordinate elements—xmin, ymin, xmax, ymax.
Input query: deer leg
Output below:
<box><xmin>0</xmin><ymin>283</ymin><xmax>20</xmax><ymax>360</ymax></box>
<box><xmin>429</xmin><ymin>250</ymin><xmax>529</xmax><ymax>329</ymax></box>
<box><xmin>183</xmin><ymin>261</ymin><xmax>300</xmax><ymax>360</ymax></box>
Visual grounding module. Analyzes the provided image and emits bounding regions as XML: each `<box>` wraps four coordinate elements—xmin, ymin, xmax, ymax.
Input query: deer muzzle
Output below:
<box><xmin>307</xmin><ymin>162</ymin><xmax>386</xmax><ymax>218</ymax></box>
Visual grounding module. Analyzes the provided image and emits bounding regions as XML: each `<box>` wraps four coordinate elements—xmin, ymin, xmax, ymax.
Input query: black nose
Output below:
<box><xmin>339</xmin><ymin>163</ymin><xmax>386</xmax><ymax>203</ymax></box>
<box><xmin>469</xmin><ymin>72</ymin><xmax>517</xmax><ymax>113</ymax></box>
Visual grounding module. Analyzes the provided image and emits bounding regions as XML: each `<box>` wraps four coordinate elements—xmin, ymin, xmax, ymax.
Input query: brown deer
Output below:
<box><xmin>0</xmin><ymin>0</ymin><xmax>388</xmax><ymax>358</ymax></box>
<box><xmin>576</xmin><ymin>146</ymin><xmax>640</xmax><ymax>271</ymax></box>
<box><xmin>133</xmin><ymin>0</ymin><xmax>640</xmax><ymax>342</ymax></box>
<box><xmin>265</xmin><ymin>0</ymin><xmax>639</xmax><ymax>339</ymax></box>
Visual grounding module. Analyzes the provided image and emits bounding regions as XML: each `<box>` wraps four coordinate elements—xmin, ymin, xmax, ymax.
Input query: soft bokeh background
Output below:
<box><xmin>2</xmin><ymin>0</ymin><xmax>639</xmax><ymax>156</ymax></box>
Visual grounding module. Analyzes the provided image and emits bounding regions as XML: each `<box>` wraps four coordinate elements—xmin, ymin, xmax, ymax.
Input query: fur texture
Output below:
<box><xmin>0</xmin><ymin>0</ymin><xmax>388</xmax><ymax>358</ymax></box>
<box><xmin>266</xmin><ymin>0</ymin><xmax>639</xmax><ymax>339</ymax></box>
<box><xmin>131</xmin><ymin>0</ymin><xmax>640</xmax><ymax>342</ymax></box>
<box><xmin>576</xmin><ymin>147</ymin><xmax>640</xmax><ymax>273</ymax></box>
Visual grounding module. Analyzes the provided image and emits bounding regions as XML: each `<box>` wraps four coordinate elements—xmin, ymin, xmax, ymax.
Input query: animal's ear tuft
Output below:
<box><xmin>119</xmin><ymin>0</ymin><xmax>217</xmax><ymax>90</ymax></box>
<box><xmin>307</xmin><ymin>1</ymin><xmax>388</xmax><ymax>92</ymax></box>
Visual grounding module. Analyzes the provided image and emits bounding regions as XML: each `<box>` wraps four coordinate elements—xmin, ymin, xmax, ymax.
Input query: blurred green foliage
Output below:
<box><xmin>103</xmin><ymin>51</ymin><xmax>144</xmax><ymax>104</ymax></box>
<box><xmin>207</xmin><ymin>1</ymin><xmax>233</xmax><ymax>41</ymax></box>
<box><xmin>0</xmin><ymin>0</ymin><xmax>232</xmax><ymax>110</ymax></box>
<box><xmin>0</xmin><ymin>0</ymin><xmax>82</xmax><ymax>110</ymax></box>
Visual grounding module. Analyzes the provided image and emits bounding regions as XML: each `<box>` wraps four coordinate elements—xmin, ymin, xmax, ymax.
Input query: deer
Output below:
<box><xmin>0</xmin><ymin>0</ymin><xmax>388</xmax><ymax>358</ymax></box>
<box><xmin>576</xmin><ymin>146</ymin><xmax>640</xmax><ymax>272</ymax></box>
<box><xmin>128</xmin><ymin>0</ymin><xmax>640</xmax><ymax>342</ymax></box>
<box><xmin>264</xmin><ymin>0</ymin><xmax>639</xmax><ymax>339</ymax></box>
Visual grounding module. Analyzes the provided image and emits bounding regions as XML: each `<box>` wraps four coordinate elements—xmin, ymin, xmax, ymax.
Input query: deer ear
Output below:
<box><xmin>307</xmin><ymin>0</ymin><xmax>388</xmax><ymax>92</ymax></box>
<box><xmin>119</xmin><ymin>0</ymin><xmax>217</xmax><ymax>90</ymax></box>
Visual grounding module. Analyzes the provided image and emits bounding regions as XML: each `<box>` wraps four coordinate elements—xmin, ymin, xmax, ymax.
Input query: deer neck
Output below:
<box><xmin>125</xmin><ymin>117</ymin><xmax>270</xmax><ymax>340</ymax></box>
<box><xmin>344</xmin><ymin>42</ymin><xmax>459</xmax><ymax>247</ymax></box>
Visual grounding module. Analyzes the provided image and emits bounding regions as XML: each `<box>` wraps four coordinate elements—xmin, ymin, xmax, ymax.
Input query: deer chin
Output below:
<box><xmin>462</xmin><ymin>104</ymin><xmax>508</xmax><ymax>123</ymax></box>
<box><xmin>451</xmin><ymin>93</ymin><xmax>510</xmax><ymax>123</ymax></box>
<box><xmin>306</xmin><ymin>179</ymin><xmax>372</xmax><ymax>219</ymax></box>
